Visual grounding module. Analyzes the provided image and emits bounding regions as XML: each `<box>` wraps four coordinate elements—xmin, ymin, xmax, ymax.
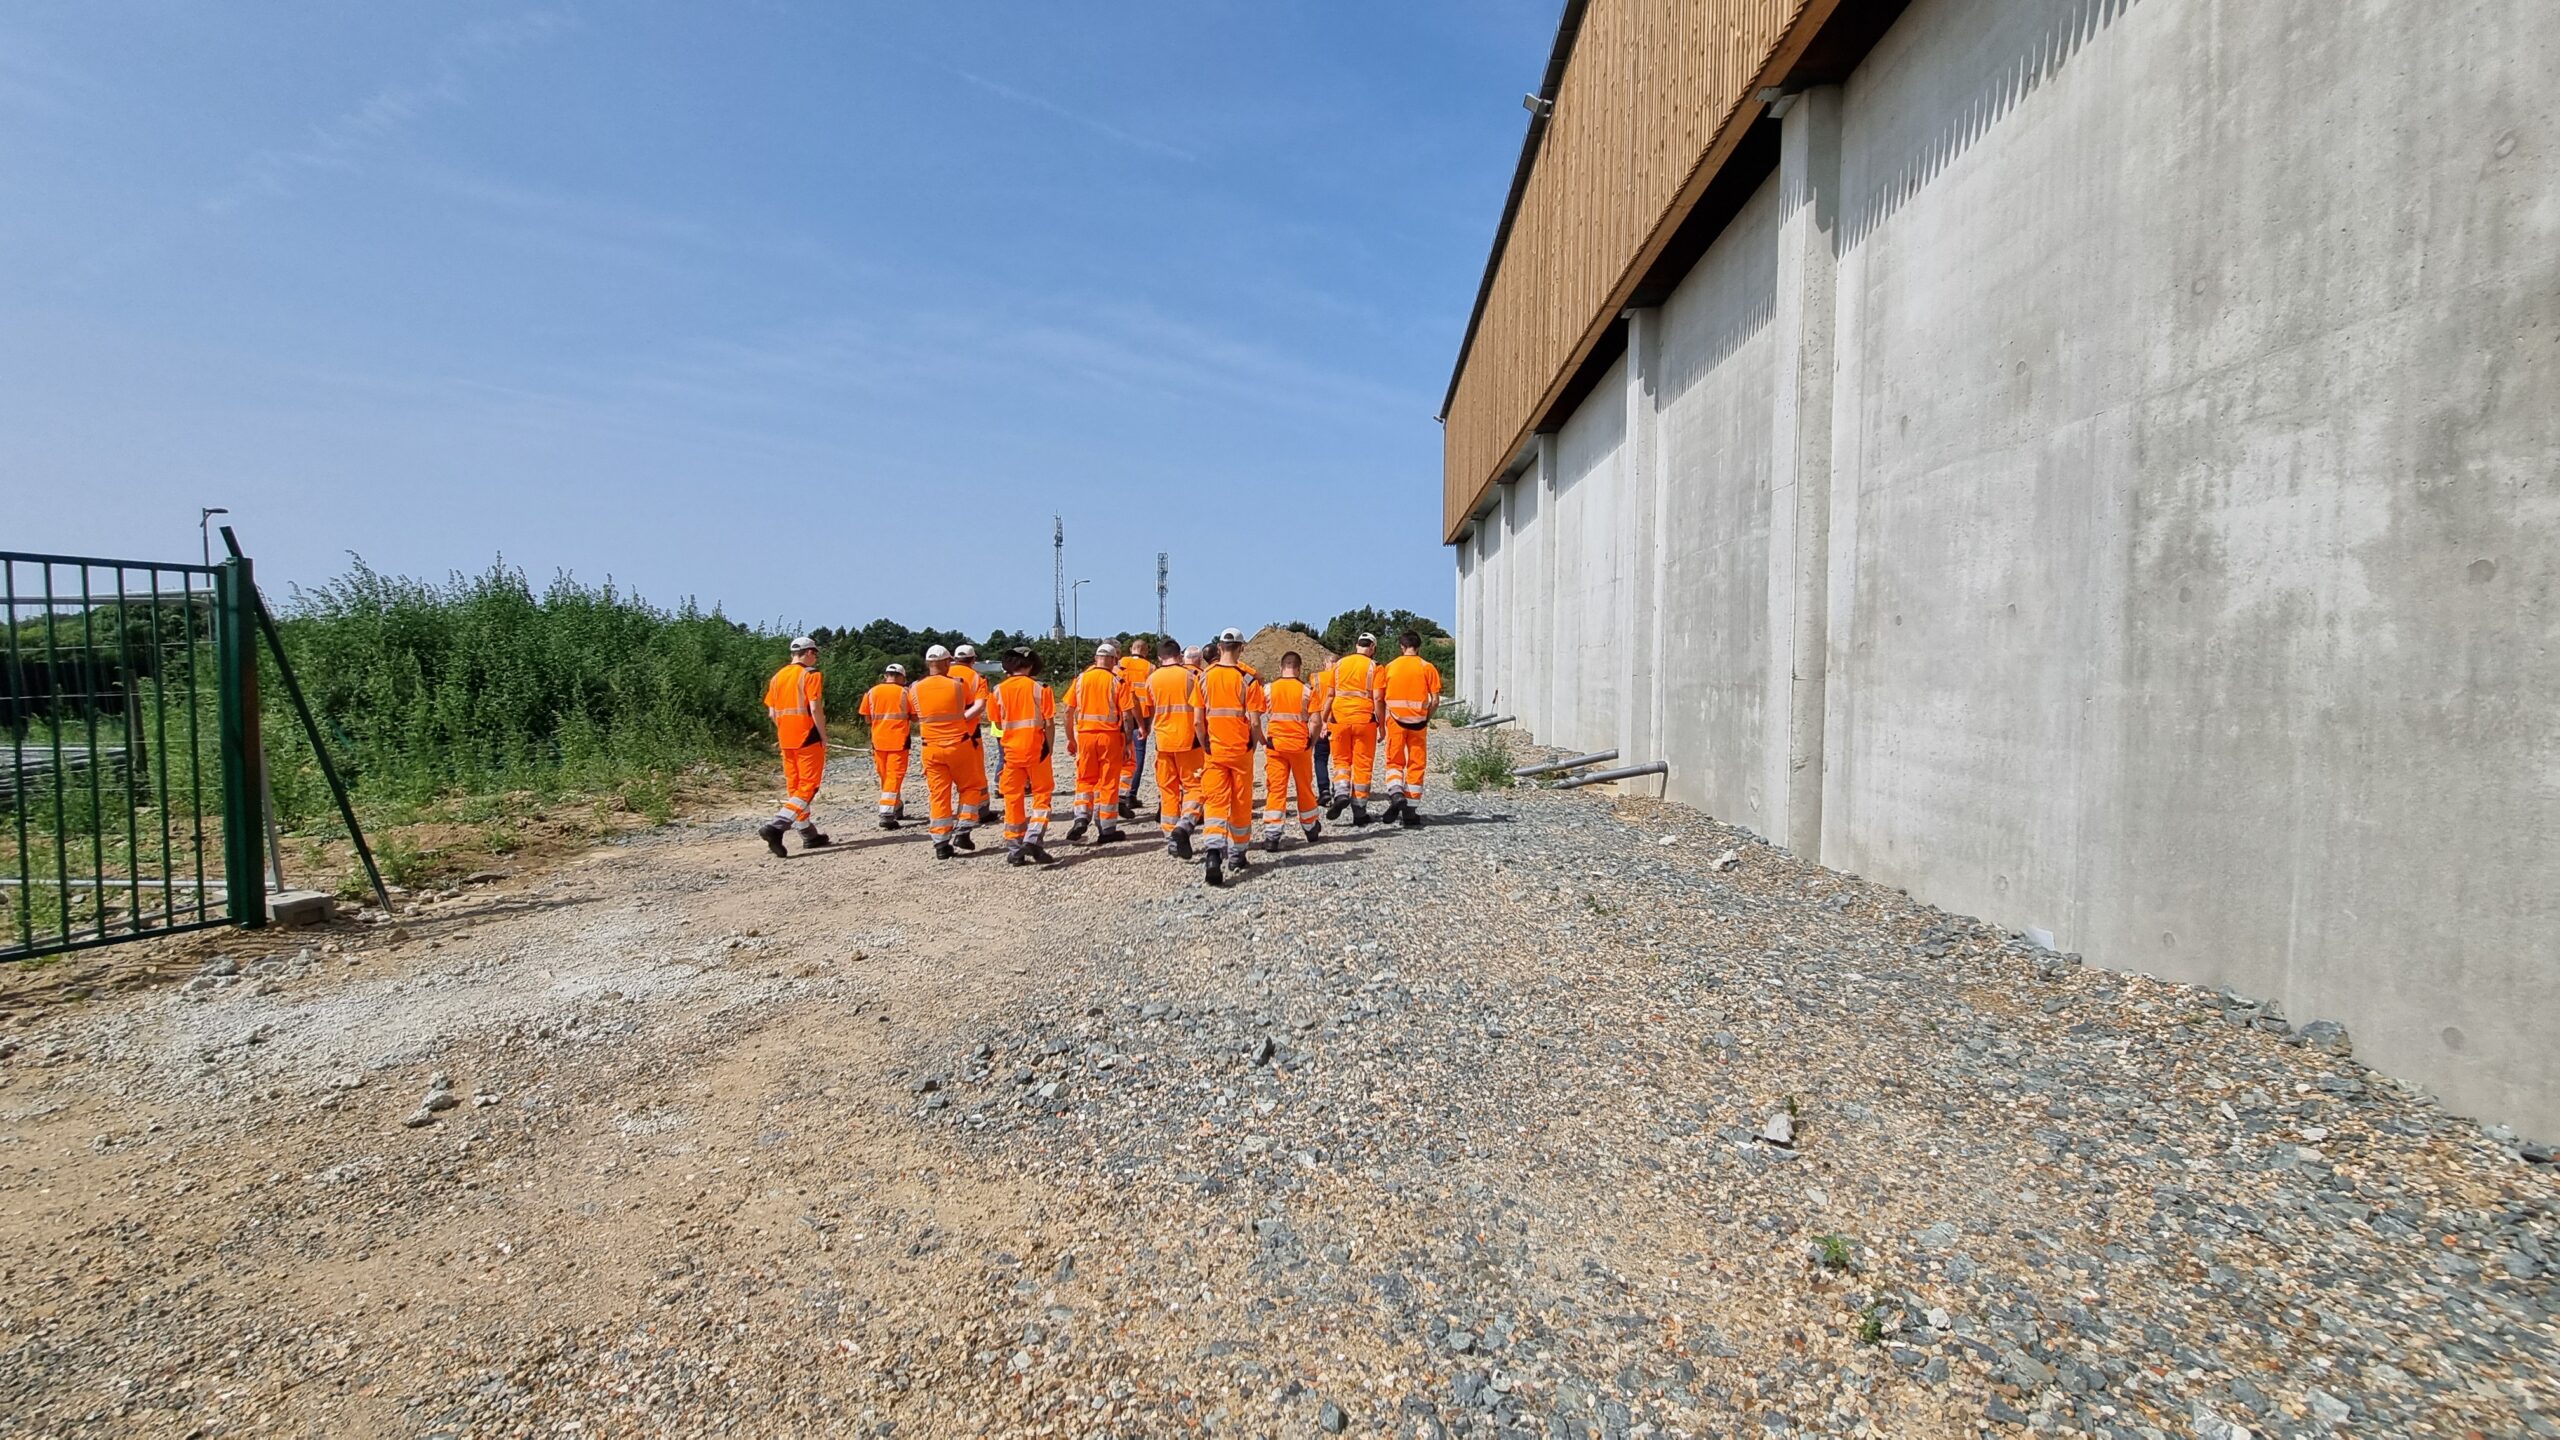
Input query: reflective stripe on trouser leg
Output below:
<box><xmin>875</xmin><ymin>747</ymin><xmax>909</xmax><ymax>817</ymax></box>
<box><xmin>1262</xmin><ymin>749</ymin><xmax>1316</xmax><ymax>840</ymax></box>
<box><xmin>1025</xmin><ymin>754</ymin><xmax>1053</xmax><ymax>843</ymax></box>
<box><xmin>1331</xmin><ymin>724</ymin><xmax>1376</xmax><ymax>801</ymax></box>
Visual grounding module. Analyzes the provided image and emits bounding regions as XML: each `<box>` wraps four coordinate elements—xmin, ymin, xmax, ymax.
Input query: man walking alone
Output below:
<box><xmin>758</xmin><ymin>637</ymin><xmax>833</xmax><ymax>857</ymax></box>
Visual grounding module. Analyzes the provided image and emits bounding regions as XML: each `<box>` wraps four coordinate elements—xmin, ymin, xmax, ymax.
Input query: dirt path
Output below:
<box><xmin>2</xmin><ymin>767</ymin><xmax>2554</xmax><ymax>1438</ymax></box>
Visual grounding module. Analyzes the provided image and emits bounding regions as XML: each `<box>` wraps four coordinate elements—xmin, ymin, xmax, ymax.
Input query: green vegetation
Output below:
<box><xmin>1855</xmin><ymin>1302</ymin><xmax>1887</xmax><ymax>1346</ymax></box>
<box><xmin>1450</xmin><ymin>726</ymin><xmax>1514</xmax><ymax>793</ymax></box>
<box><xmin>1814</xmin><ymin>1234</ymin><xmax>1855</xmax><ymax>1272</ymax></box>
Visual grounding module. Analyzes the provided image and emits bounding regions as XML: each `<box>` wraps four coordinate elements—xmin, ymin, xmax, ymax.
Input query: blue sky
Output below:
<box><xmin>0</xmin><ymin>1</ymin><xmax>1551</xmax><ymax>640</ymax></box>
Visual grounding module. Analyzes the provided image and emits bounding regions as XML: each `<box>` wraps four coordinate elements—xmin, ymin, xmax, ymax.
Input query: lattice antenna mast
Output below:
<box><xmin>1156</xmin><ymin>552</ymin><xmax>1169</xmax><ymax>640</ymax></box>
<box><xmin>1051</xmin><ymin>516</ymin><xmax>1067</xmax><ymax>640</ymax></box>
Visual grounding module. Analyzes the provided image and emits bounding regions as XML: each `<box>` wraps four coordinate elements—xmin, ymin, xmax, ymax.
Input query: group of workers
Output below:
<box><xmin>758</xmin><ymin>628</ymin><xmax>1444</xmax><ymax>886</ymax></box>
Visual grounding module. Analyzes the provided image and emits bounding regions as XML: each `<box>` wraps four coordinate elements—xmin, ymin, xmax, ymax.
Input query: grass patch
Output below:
<box><xmin>1813</xmin><ymin>1234</ymin><xmax>1855</xmax><ymax>1272</ymax></box>
<box><xmin>1449</xmin><ymin>727</ymin><xmax>1515</xmax><ymax>793</ymax></box>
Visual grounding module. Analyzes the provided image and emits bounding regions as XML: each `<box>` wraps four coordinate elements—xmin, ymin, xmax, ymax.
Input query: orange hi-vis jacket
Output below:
<box><xmin>859</xmin><ymin>681</ymin><xmax>911</xmax><ymax>748</ymax></box>
<box><xmin>986</xmin><ymin>676</ymin><xmax>1055</xmax><ymax>762</ymax></box>
<box><xmin>765</xmin><ymin>664</ymin><xmax>825</xmax><ymax>748</ymax></box>
<box><xmin>1198</xmin><ymin>663</ymin><xmax>1264</xmax><ymax>760</ymax></box>
<box><xmin>1065</xmin><ymin>665</ymin><xmax>1130</xmax><ymax>734</ymax></box>
<box><xmin>904</xmin><ymin>673</ymin><xmax>977</xmax><ymax>746</ymax></box>
<box><xmin>1379</xmin><ymin>654</ymin><xmax>1443</xmax><ymax>726</ymax></box>
<box><xmin>1264</xmin><ymin>676</ymin><xmax>1316</xmax><ymax>752</ymax></box>
<box><xmin>951</xmin><ymin>665</ymin><xmax>990</xmax><ymax>732</ymax></box>
<box><xmin>1144</xmin><ymin>666</ymin><xmax>1201</xmax><ymax>751</ymax></box>
<box><xmin>1116</xmin><ymin>654</ymin><xmax>1154</xmax><ymax>692</ymax></box>
<box><xmin>1327</xmin><ymin>654</ymin><xmax>1379</xmax><ymax>725</ymax></box>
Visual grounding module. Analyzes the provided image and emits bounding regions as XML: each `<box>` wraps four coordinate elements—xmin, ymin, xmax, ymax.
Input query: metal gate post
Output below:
<box><xmin>215</xmin><ymin>557</ymin><xmax>267</xmax><ymax>929</ymax></box>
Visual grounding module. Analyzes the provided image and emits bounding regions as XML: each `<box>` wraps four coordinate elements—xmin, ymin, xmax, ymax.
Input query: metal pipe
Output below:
<box><xmin>1511</xmin><ymin>748</ymin><xmax>1616</xmax><ymax>778</ymax></box>
<box><xmin>1463</xmin><ymin>714</ymin><xmax>1516</xmax><ymax>730</ymax></box>
<box><xmin>1554</xmin><ymin>760</ymin><xmax>1668</xmax><ymax>790</ymax></box>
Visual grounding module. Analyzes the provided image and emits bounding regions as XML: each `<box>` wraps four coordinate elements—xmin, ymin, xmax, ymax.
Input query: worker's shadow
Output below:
<box><xmin>1406</xmin><ymin>812</ymin><xmax>1514</xmax><ymax>828</ymax></box>
<box><xmin>775</xmin><ymin>830</ymin><xmax>929</xmax><ymax>861</ymax></box>
<box><xmin>1220</xmin><ymin>844</ymin><xmax>1379</xmax><ymax>882</ymax></box>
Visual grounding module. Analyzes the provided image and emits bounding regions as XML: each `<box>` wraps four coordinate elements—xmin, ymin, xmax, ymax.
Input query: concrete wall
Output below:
<box><xmin>1452</xmin><ymin>0</ymin><xmax>2560</xmax><ymax>1137</ymax></box>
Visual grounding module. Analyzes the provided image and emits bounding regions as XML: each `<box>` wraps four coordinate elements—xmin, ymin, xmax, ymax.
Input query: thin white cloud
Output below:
<box><xmin>203</xmin><ymin>9</ymin><xmax>576</xmax><ymax>214</ymax></box>
<box><xmin>949</xmin><ymin>66</ymin><xmax>1198</xmax><ymax>163</ymax></box>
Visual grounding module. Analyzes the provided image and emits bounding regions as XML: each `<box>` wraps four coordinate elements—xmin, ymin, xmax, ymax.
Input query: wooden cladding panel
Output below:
<box><xmin>1443</xmin><ymin>0</ymin><xmax>1815</xmax><ymax>539</ymax></box>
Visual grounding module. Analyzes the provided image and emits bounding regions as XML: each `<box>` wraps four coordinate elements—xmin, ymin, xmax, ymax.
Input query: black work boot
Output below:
<box><xmin>800</xmin><ymin>829</ymin><xmax>833</xmax><ymax>849</ymax></box>
<box><xmin>1005</xmin><ymin>845</ymin><xmax>1028</xmax><ymax>867</ymax></box>
<box><xmin>1096</xmin><ymin>826</ymin><xmax>1126</xmax><ymax>844</ymax></box>
<box><xmin>878</xmin><ymin>815</ymin><xmax>899</xmax><ymax>831</ymax></box>
<box><xmin>952</xmin><ymin>831</ymin><xmax>976</xmax><ymax>852</ymax></box>
<box><xmin>1172</xmin><ymin>826</ymin><xmax>1194</xmax><ymax>860</ymax></box>
<box><xmin>1203</xmin><ymin>852</ymin><xmax>1225</xmax><ymax>888</ymax></box>
<box><xmin>1066</xmin><ymin>817</ymin><xmax>1090</xmax><ymax>843</ymax></box>
<box><xmin>1401</xmin><ymin>807</ymin><xmax>1424</xmax><ymax>830</ymax></box>
<box><xmin>1305</xmin><ymin>822</ymin><xmax>1322</xmax><ymax>843</ymax></box>
<box><xmin>1381</xmin><ymin>799</ymin><xmax>1407</xmax><ymax>826</ymax></box>
<box><xmin>1025</xmin><ymin>842</ymin><xmax>1056</xmax><ymax>866</ymax></box>
<box><xmin>1230</xmin><ymin>847</ymin><xmax>1250</xmax><ymax>873</ymax></box>
<box><xmin>1351</xmin><ymin>803</ymin><xmax>1371</xmax><ymax>827</ymax></box>
<box><xmin>758</xmin><ymin>820</ymin><xmax>789</xmax><ymax>858</ymax></box>
<box><xmin>933</xmin><ymin>840</ymin><xmax>955</xmax><ymax>861</ymax></box>
<box><xmin>1261</xmin><ymin>835</ymin><xmax>1280</xmax><ymax>855</ymax></box>
<box><xmin>1324</xmin><ymin>792</ymin><xmax>1349</xmax><ymax>820</ymax></box>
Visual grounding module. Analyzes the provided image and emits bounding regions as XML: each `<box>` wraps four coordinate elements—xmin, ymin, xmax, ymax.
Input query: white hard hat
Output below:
<box><xmin>1097</xmin><ymin>640</ymin><xmax>1119</xmax><ymax>656</ymax></box>
<box><xmin>954</xmin><ymin>644</ymin><xmax>977</xmax><ymax>658</ymax></box>
<box><xmin>884</xmin><ymin>662</ymin><xmax>907</xmax><ymax>676</ymax></box>
<box><xmin>1355</xmin><ymin>631</ymin><xmax>1377</xmax><ymax>645</ymax></box>
<box><xmin>924</xmin><ymin>644</ymin><xmax>951</xmax><ymax>661</ymax></box>
<box><xmin>790</xmin><ymin>635</ymin><xmax>817</xmax><ymax>652</ymax></box>
<box><xmin>1218</xmin><ymin>627</ymin><xmax>1244</xmax><ymax>644</ymax></box>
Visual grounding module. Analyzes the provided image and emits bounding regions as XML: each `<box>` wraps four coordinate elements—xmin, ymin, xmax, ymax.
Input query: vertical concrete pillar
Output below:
<box><xmin>1762</xmin><ymin>85</ymin><xmax>1842</xmax><ymax>854</ymax></box>
<box><xmin>1535</xmin><ymin>432</ymin><xmax>1560</xmax><ymax>743</ymax></box>
<box><xmin>1620</xmin><ymin>309</ymin><xmax>1665</xmax><ymax>766</ymax></box>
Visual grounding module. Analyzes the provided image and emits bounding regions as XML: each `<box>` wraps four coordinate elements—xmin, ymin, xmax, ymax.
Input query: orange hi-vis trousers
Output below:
<box><xmin>923</xmin><ymin>742</ymin><xmax>987</xmax><ymax>841</ymax></box>
<box><xmin>998</xmin><ymin>752</ymin><xmax>1055</xmax><ymax>846</ymax></box>
<box><xmin>1383</xmin><ymin>723</ymin><xmax>1428</xmax><ymax>803</ymax></box>
<box><xmin>1261</xmin><ymin>747</ymin><xmax>1320</xmax><ymax>840</ymax></box>
<box><xmin>872</xmin><ymin>745</ymin><xmax>910</xmax><ymax>820</ymax></box>
<box><xmin>775</xmin><ymin>742</ymin><xmax>825</xmax><ymax>829</ymax></box>
<box><xmin>1154</xmin><ymin>746</ymin><xmax>1204</xmax><ymax>836</ymax></box>
<box><xmin>1073</xmin><ymin>732</ymin><xmax>1126</xmax><ymax>826</ymax></box>
<box><xmin>1329</xmin><ymin>721</ymin><xmax>1378</xmax><ymax>802</ymax></box>
<box><xmin>1199</xmin><ymin>750</ymin><xmax>1254</xmax><ymax>855</ymax></box>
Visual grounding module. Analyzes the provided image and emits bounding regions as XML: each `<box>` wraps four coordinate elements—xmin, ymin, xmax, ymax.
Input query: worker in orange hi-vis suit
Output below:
<box><xmin>986</xmin><ymin>647</ymin><xmax>1061</xmax><ymax>868</ymax></box>
<box><xmin>757</xmin><ymin>637</ymin><xmax>834</xmax><ymax>857</ymax></box>
<box><xmin>903</xmin><ymin>645</ymin><xmax>988</xmax><ymax>861</ymax></box>
<box><xmin>1193</xmin><ymin>628</ymin><xmax>1266</xmax><ymax>888</ymax></box>
<box><xmin>1061</xmin><ymin>642</ymin><xmax>1135</xmax><ymax>844</ymax></box>
<box><xmin>1143</xmin><ymin>639</ymin><xmax>1206</xmax><ymax>859</ymax></box>
<box><xmin>1377</xmin><ymin>629</ymin><xmax>1445</xmax><ymax>830</ymax></box>
<box><xmin>1321</xmin><ymin>632</ymin><xmax>1384</xmax><ymax>827</ymax></box>
<box><xmin>857</xmin><ymin>662</ymin><xmax>913</xmax><ymax>829</ymax></box>
<box><xmin>1257</xmin><ymin>650</ymin><xmax>1325</xmax><ymax>853</ymax></box>
<box><xmin>950</xmin><ymin>642</ymin><xmax>995</xmax><ymax>794</ymax></box>
<box><xmin>1114</xmin><ymin>647</ymin><xmax>1156</xmax><ymax>817</ymax></box>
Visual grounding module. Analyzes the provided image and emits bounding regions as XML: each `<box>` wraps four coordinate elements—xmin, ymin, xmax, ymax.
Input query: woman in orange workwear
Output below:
<box><xmin>1193</xmin><ymin>629</ymin><xmax>1266</xmax><ymax>887</ymax></box>
<box><xmin>1321</xmin><ymin>632</ymin><xmax>1383</xmax><ymax>826</ymax></box>
<box><xmin>1377</xmin><ymin>629</ymin><xmax>1444</xmax><ymax>829</ymax></box>
<box><xmin>1142</xmin><ymin>639</ymin><xmax>1206</xmax><ymax>858</ymax></box>
<box><xmin>986</xmin><ymin>648</ymin><xmax>1060</xmax><ymax>867</ymax></box>
<box><xmin>904</xmin><ymin>646</ymin><xmax>988</xmax><ymax>860</ymax></box>
<box><xmin>1258</xmin><ymin>651</ymin><xmax>1324</xmax><ymax>852</ymax></box>
<box><xmin>757</xmin><ymin>637</ymin><xmax>833</xmax><ymax>857</ymax></box>
<box><xmin>858</xmin><ymin>662</ymin><xmax>913</xmax><ymax>829</ymax></box>
<box><xmin>1062</xmin><ymin>643</ymin><xmax>1135</xmax><ymax>843</ymax></box>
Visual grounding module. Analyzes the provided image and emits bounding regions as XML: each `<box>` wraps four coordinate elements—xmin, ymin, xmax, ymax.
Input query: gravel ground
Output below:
<box><xmin>2</xmin><ymin>741</ymin><xmax>2554</xmax><ymax>1438</ymax></box>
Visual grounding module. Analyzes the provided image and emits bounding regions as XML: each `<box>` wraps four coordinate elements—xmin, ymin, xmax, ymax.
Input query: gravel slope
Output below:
<box><xmin>1</xmin><ymin>754</ymin><xmax>2553</xmax><ymax>1438</ymax></box>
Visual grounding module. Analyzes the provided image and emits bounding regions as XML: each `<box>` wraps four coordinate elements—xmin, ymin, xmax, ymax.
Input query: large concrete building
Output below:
<box><xmin>1441</xmin><ymin>0</ymin><xmax>2558</xmax><ymax>1136</ymax></box>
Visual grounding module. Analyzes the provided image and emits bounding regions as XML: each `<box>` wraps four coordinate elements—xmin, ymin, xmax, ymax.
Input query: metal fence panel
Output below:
<box><xmin>2</xmin><ymin>550</ymin><xmax>257</xmax><ymax>959</ymax></box>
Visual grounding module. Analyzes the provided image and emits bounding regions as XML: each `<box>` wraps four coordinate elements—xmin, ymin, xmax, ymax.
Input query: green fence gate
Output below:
<box><xmin>2</xmin><ymin>549</ymin><xmax>266</xmax><ymax>960</ymax></box>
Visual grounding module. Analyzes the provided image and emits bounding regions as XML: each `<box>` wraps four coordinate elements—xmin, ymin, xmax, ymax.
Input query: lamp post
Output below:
<box><xmin>1071</xmin><ymin>578</ymin><xmax>1092</xmax><ymax>644</ymax></box>
<box><xmin>199</xmin><ymin>507</ymin><xmax>230</xmax><ymax>568</ymax></box>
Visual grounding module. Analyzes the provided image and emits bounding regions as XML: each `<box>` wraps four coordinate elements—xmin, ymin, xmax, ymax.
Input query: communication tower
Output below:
<box><xmin>1156</xmin><ymin>553</ymin><xmax>1169</xmax><ymax>640</ymax></box>
<box><xmin>1051</xmin><ymin>516</ymin><xmax>1066</xmax><ymax>640</ymax></box>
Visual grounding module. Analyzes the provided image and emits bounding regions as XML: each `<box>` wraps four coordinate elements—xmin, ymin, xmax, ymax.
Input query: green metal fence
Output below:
<box><xmin>2</xmin><ymin>550</ymin><xmax>264</xmax><ymax>959</ymax></box>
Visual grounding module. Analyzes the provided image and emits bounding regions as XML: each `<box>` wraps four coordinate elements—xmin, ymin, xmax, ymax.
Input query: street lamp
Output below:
<box><xmin>1071</xmin><ymin>578</ymin><xmax>1092</xmax><ymax>643</ymax></box>
<box><xmin>199</xmin><ymin>507</ymin><xmax>230</xmax><ymax>568</ymax></box>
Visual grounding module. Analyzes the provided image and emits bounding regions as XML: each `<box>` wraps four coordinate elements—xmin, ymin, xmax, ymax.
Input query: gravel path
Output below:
<box><xmin>2</xmin><ymin>751</ymin><xmax>2554</xmax><ymax>1438</ymax></box>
